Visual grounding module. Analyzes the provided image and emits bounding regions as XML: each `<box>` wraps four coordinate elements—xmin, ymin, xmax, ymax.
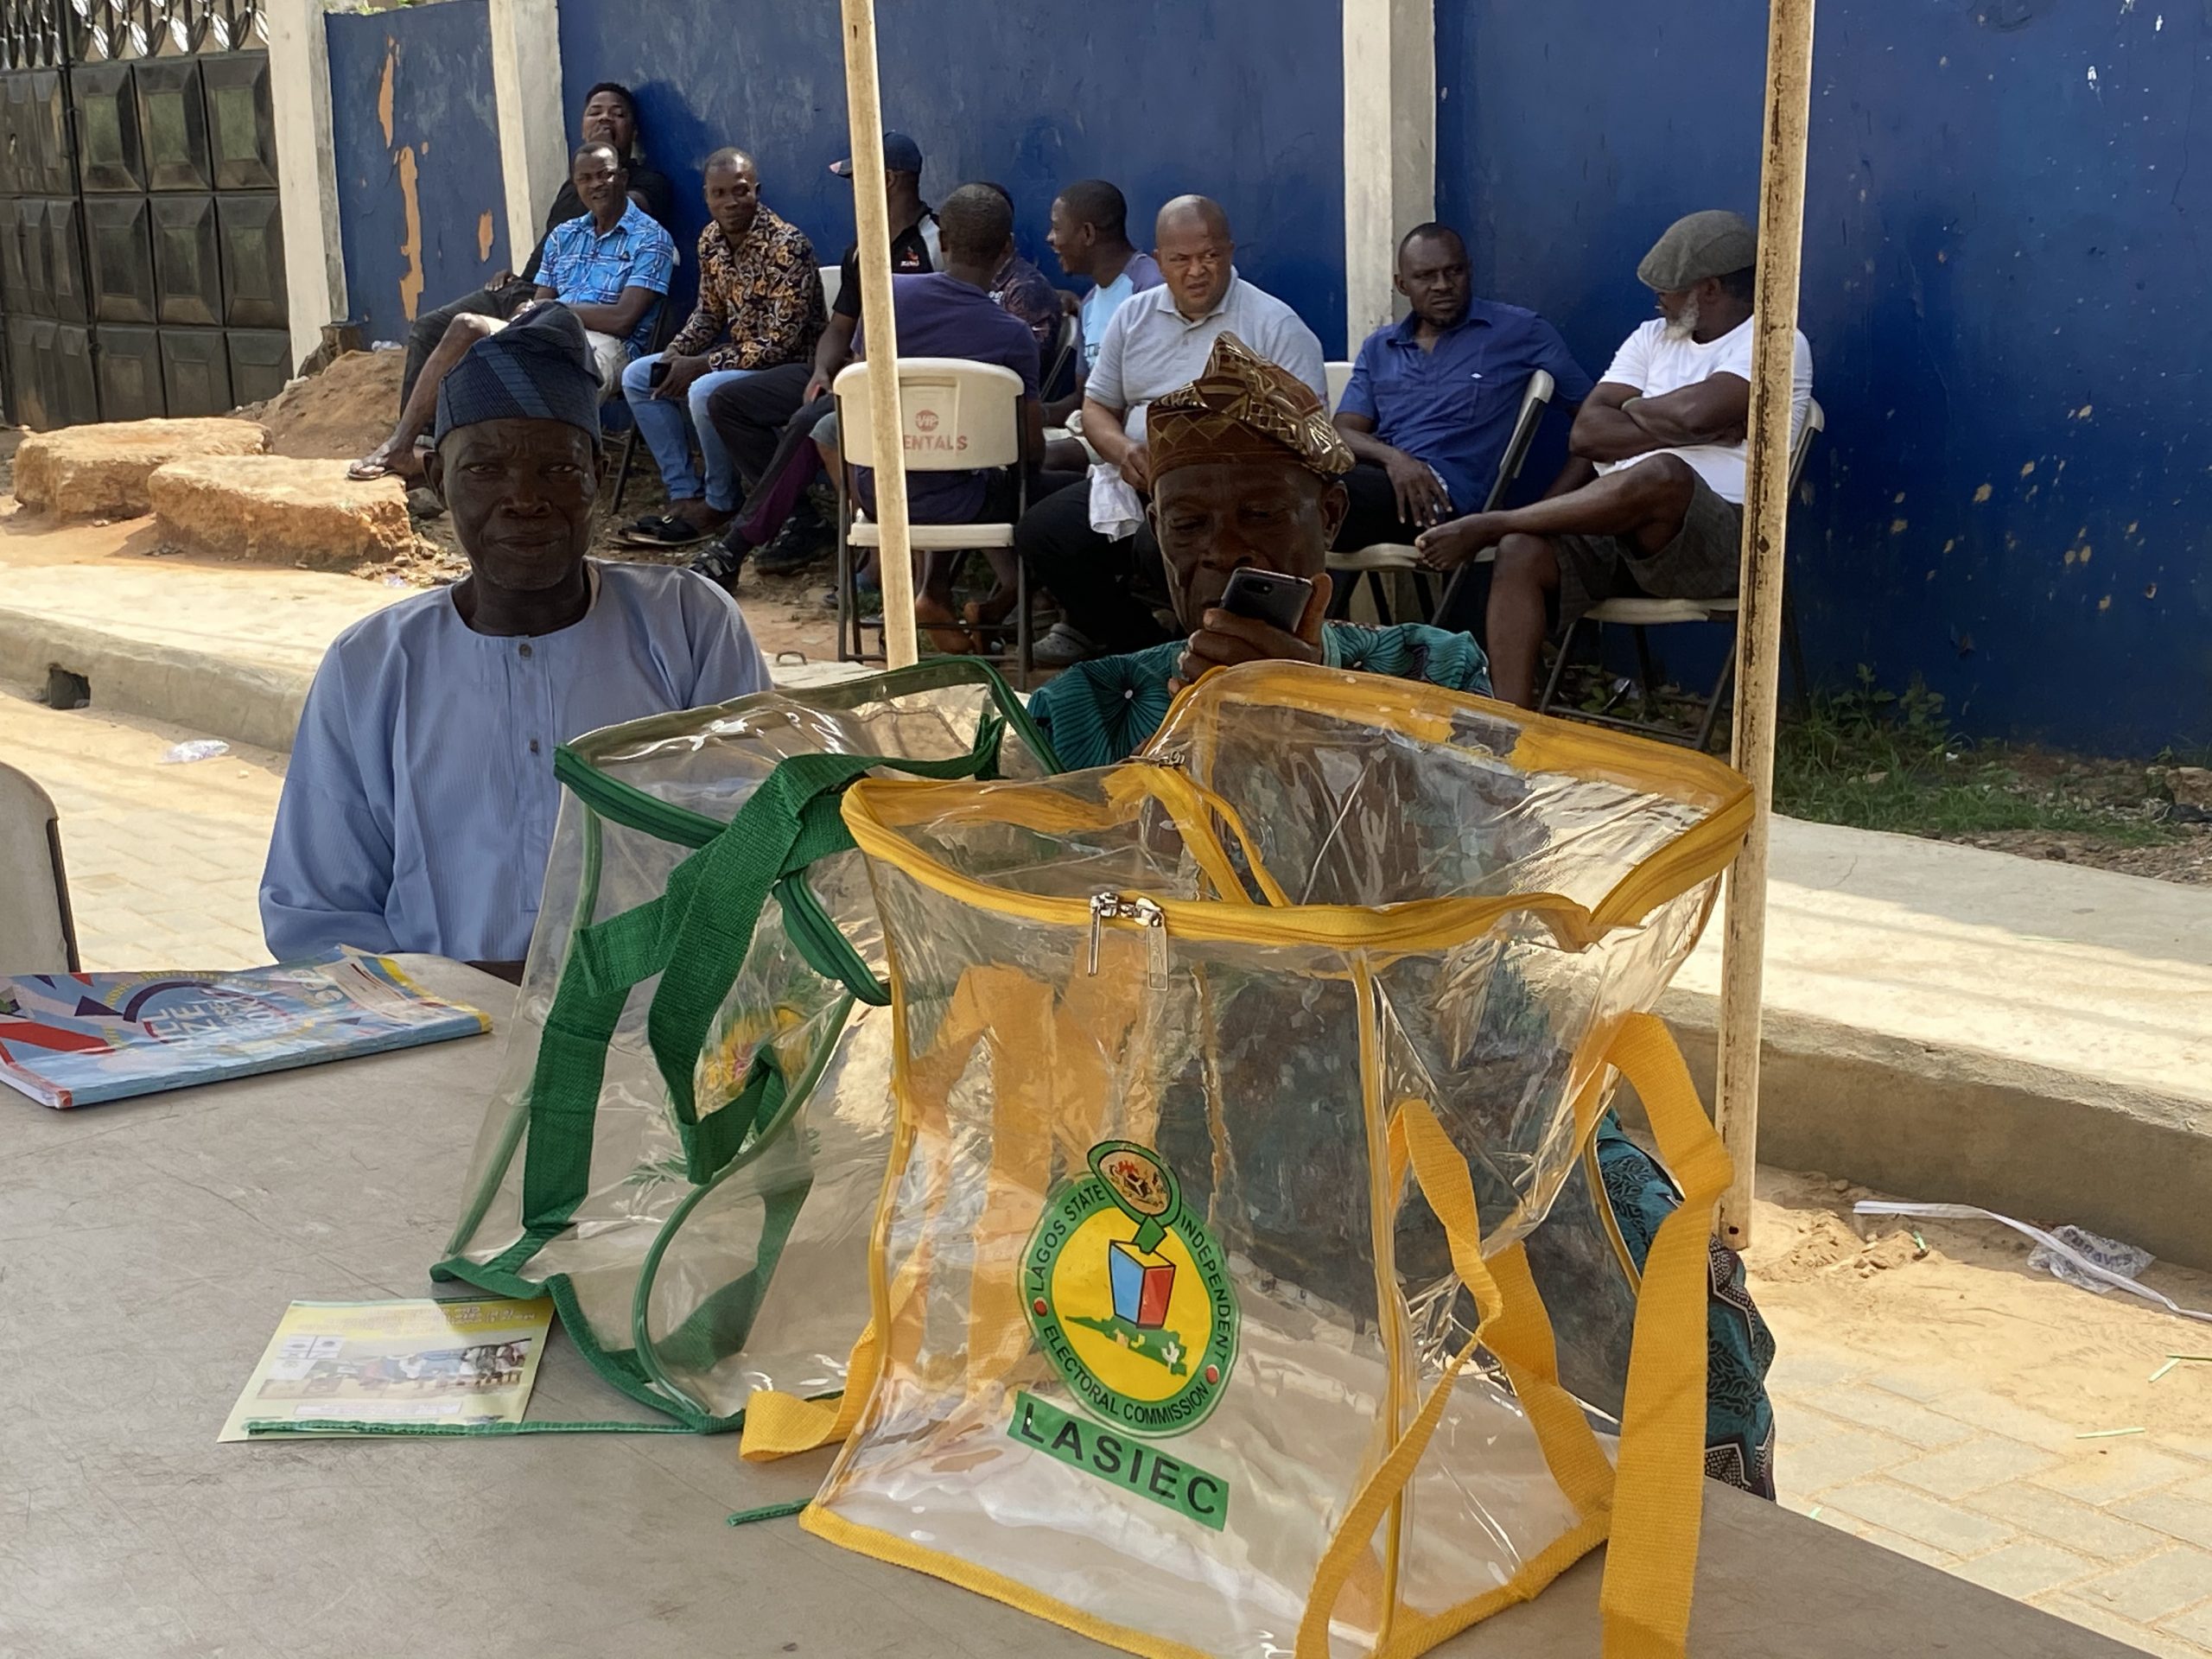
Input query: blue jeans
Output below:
<box><xmin>619</xmin><ymin>356</ymin><xmax>755</xmax><ymax>511</ymax></box>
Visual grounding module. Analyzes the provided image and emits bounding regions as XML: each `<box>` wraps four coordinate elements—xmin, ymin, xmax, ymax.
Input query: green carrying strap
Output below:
<box><xmin>492</xmin><ymin>723</ymin><xmax>1009</xmax><ymax>1277</ymax></box>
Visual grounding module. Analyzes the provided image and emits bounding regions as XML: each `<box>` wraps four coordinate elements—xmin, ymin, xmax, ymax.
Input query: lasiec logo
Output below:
<box><xmin>1019</xmin><ymin>1141</ymin><xmax>1239</xmax><ymax>1437</ymax></box>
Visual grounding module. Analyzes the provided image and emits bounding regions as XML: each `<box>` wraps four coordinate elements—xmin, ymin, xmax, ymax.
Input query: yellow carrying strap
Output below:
<box><xmin>740</xmin><ymin>1315</ymin><xmax>880</xmax><ymax>1460</ymax></box>
<box><xmin>1597</xmin><ymin>1013</ymin><xmax>1732</xmax><ymax>1659</ymax></box>
<box><xmin>1382</xmin><ymin>1109</ymin><xmax>1614</xmax><ymax>1524</ymax></box>
<box><xmin>1102</xmin><ymin>764</ymin><xmax>1290</xmax><ymax>906</ymax></box>
<box><xmin>1294</xmin><ymin>1099</ymin><xmax>1503</xmax><ymax>1659</ymax></box>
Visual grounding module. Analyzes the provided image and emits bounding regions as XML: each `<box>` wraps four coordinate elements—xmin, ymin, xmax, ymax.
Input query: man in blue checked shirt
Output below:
<box><xmin>1331</xmin><ymin>223</ymin><xmax>1592</xmax><ymax>555</ymax></box>
<box><xmin>353</xmin><ymin>143</ymin><xmax>676</xmax><ymax>483</ymax></box>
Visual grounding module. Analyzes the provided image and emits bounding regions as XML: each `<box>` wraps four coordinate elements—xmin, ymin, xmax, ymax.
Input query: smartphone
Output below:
<box><xmin>1218</xmin><ymin>568</ymin><xmax>1315</xmax><ymax>633</ymax></box>
<box><xmin>647</xmin><ymin>359</ymin><xmax>672</xmax><ymax>389</ymax></box>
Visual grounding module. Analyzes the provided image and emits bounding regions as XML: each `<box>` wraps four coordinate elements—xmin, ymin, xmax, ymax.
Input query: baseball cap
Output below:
<box><xmin>830</xmin><ymin>130</ymin><xmax>924</xmax><ymax>177</ymax></box>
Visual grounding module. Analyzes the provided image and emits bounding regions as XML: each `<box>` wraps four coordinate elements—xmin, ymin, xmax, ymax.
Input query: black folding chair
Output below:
<box><xmin>606</xmin><ymin>292</ymin><xmax>683</xmax><ymax>515</ymax></box>
<box><xmin>1535</xmin><ymin>398</ymin><xmax>1825</xmax><ymax>751</ymax></box>
<box><xmin>1325</xmin><ymin>369</ymin><xmax>1556</xmax><ymax>626</ymax></box>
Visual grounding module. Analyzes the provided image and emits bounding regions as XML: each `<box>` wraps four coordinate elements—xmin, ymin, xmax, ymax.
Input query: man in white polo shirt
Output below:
<box><xmin>1414</xmin><ymin>209</ymin><xmax>1813</xmax><ymax>707</ymax></box>
<box><xmin>1016</xmin><ymin>194</ymin><xmax>1325</xmax><ymax>665</ymax></box>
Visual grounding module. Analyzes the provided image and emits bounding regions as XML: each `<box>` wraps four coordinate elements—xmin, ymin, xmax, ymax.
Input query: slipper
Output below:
<box><xmin>347</xmin><ymin>458</ymin><xmax>394</xmax><ymax>481</ymax></box>
<box><xmin>615</xmin><ymin>514</ymin><xmax>712</xmax><ymax>548</ymax></box>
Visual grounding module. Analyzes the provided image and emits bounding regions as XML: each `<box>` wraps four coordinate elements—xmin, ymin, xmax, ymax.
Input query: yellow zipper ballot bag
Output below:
<box><xmin>773</xmin><ymin>659</ymin><xmax>1753</xmax><ymax>1658</ymax></box>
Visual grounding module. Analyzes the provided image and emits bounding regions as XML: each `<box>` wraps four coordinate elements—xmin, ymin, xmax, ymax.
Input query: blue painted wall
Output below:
<box><xmin>1439</xmin><ymin>0</ymin><xmax>2212</xmax><ymax>755</ymax></box>
<box><xmin>552</xmin><ymin>0</ymin><xmax>1348</xmax><ymax>351</ymax></box>
<box><xmin>328</xmin><ymin>0</ymin><xmax>507</xmax><ymax>349</ymax></box>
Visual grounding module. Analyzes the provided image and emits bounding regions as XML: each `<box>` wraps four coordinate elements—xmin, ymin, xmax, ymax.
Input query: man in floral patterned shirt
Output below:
<box><xmin>618</xmin><ymin>149</ymin><xmax>827</xmax><ymax>546</ymax></box>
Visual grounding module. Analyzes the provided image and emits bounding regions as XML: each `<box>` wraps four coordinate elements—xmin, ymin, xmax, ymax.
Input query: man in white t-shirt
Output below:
<box><xmin>1414</xmin><ymin>210</ymin><xmax>1814</xmax><ymax>706</ymax></box>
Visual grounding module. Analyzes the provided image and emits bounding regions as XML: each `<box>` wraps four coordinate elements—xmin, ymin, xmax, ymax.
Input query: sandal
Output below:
<box><xmin>346</xmin><ymin>457</ymin><xmax>395</xmax><ymax>481</ymax></box>
<box><xmin>913</xmin><ymin>595</ymin><xmax>975</xmax><ymax>654</ymax></box>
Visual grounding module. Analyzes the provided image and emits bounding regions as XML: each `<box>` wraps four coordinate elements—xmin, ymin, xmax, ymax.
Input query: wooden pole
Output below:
<box><xmin>836</xmin><ymin>0</ymin><xmax>918</xmax><ymax>669</ymax></box>
<box><xmin>1714</xmin><ymin>0</ymin><xmax>1817</xmax><ymax>1249</ymax></box>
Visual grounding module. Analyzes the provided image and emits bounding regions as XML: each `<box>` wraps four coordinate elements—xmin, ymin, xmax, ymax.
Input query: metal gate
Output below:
<box><xmin>0</xmin><ymin>0</ymin><xmax>287</xmax><ymax>429</ymax></box>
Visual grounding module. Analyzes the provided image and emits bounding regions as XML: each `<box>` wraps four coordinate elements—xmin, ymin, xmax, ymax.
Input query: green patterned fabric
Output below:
<box><xmin>1028</xmin><ymin>623</ymin><xmax>1492</xmax><ymax>771</ymax></box>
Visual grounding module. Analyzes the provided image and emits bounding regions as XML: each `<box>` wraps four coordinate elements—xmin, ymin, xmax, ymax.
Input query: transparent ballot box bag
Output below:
<box><xmin>760</xmin><ymin>660</ymin><xmax>1755</xmax><ymax>1658</ymax></box>
<box><xmin>434</xmin><ymin>661</ymin><xmax>1058</xmax><ymax>1429</ymax></box>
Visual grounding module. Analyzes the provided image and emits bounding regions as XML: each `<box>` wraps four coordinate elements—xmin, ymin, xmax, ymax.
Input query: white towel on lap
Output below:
<box><xmin>1089</xmin><ymin>462</ymin><xmax>1143</xmax><ymax>542</ymax></box>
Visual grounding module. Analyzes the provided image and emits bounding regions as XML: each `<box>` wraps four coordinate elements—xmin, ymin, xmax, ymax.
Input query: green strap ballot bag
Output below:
<box><xmin>434</xmin><ymin>661</ymin><xmax>1057</xmax><ymax>1429</ymax></box>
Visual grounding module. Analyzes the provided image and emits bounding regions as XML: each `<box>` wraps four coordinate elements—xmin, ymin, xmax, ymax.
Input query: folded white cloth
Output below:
<box><xmin>1089</xmin><ymin>461</ymin><xmax>1144</xmax><ymax>542</ymax></box>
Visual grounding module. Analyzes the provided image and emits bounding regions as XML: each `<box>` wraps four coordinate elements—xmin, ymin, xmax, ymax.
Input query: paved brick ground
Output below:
<box><xmin>2</xmin><ymin>681</ymin><xmax>282</xmax><ymax>970</ymax></box>
<box><xmin>1773</xmin><ymin>1334</ymin><xmax>2212</xmax><ymax>1656</ymax></box>
<box><xmin>10</xmin><ymin>671</ymin><xmax>2212</xmax><ymax>1657</ymax></box>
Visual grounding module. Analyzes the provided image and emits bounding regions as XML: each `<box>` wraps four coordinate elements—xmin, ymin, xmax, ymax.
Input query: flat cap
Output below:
<box><xmin>1637</xmin><ymin>210</ymin><xmax>1758</xmax><ymax>291</ymax></box>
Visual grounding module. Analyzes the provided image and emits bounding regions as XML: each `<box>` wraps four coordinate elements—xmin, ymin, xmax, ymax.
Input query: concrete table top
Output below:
<box><xmin>0</xmin><ymin>957</ymin><xmax>2133</xmax><ymax>1659</ymax></box>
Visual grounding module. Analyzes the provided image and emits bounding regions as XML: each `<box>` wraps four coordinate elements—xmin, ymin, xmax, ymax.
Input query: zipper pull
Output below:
<box><xmin>1087</xmin><ymin>891</ymin><xmax>1170</xmax><ymax>988</ymax></box>
<box><xmin>1137</xmin><ymin>744</ymin><xmax>1190</xmax><ymax>771</ymax></box>
<box><xmin>1128</xmin><ymin>896</ymin><xmax>1170</xmax><ymax>989</ymax></box>
<box><xmin>1088</xmin><ymin>890</ymin><xmax>1118</xmax><ymax>976</ymax></box>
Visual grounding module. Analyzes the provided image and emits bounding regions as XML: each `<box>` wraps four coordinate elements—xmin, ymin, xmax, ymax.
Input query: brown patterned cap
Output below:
<box><xmin>1147</xmin><ymin>333</ymin><xmax>1355</xmax><ymax>481</ymax></box>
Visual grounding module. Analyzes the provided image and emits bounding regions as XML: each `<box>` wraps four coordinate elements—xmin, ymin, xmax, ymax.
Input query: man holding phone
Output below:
<box><xmin>1027</xmin><ymin>332</ymin><xmax>1487</xmax><ymax>770</ymax></box>
<box><xmin>1025</xmin><ymin>330</ymin><xmax>1780</xmax><ymax>1505</ymax></box>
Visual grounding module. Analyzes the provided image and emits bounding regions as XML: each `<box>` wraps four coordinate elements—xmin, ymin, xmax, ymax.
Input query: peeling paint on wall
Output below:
<box><xmin>329</xmin><ymin>0</ymin><xmax>505</xmax><ymax>346</ymax></box>
<box><xmin>397</xmin><ymin>144</ymin><xmax>424</xmax><ymax>321</ymax></box>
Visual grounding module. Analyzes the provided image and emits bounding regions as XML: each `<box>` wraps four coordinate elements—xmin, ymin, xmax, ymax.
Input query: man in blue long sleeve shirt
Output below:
<box><xmin>261</xmin><ymin>306</ymin><xmax>770</xmax><ymax>975</ymax></box>
<box><xmin>1332</xmin><ymin>223</ymin><xmax>1593</xmax><ymax>550</ymax></box>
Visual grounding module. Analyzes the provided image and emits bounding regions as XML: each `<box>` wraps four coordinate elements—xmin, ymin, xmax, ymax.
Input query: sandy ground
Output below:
<box><xmin>246</xmin><ymin>347</ymin><xmax>404</xmax><ymax>460</ymax></box>
<box><xmin>1751</xmin><ymin>1165</ymin><xmax>2212</xmax><ymax>1443</ymax></box>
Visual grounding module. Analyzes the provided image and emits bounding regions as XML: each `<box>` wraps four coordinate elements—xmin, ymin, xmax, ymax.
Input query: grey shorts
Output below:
<box><xmin>1552</xmin><ymin>467</ymin><xmax>1744</xmax><ymax>632</ymax></box>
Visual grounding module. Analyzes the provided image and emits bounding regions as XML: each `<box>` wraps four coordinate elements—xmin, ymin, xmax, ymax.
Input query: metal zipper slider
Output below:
<box><xmin>1128</xmin><ymin>896</ymin><xmax>1170</xmax><ymax>989</ymax></box>
<box><xmin>1088</xmin><ymin>890</ymin><xmax>1118</xmax><ymax>976</ymax></box>
<box><xmin>1087</xmin><ymin>891</ymin><xmax>1170</xmax><ymax>988</ymax></box>
<box><xmin>1136</xmin><ymin>744</ymin><xmax>1190</xmax><ymax>770</ymax></box>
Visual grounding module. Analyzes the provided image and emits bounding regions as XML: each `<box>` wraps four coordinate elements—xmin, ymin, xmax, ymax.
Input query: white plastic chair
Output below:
<box><xmin>1325</xmin><ymin>368</ymin><xmax>1557</xmax><ymax>626</ymax></box>
<box><xmin>0</xmin><ymin>760</ymin><xmax>79</xmax><ymax>974</ymax></box>
<box><xmin>1536</xmin><ymin>397</ymin><xmax>1826</xmax><ymax>751</ymax></box>
<box><xmin>1324</xmin><ymin>359</ymin><xmax>1353</xmax><ymax>414</ymax></box>
<box><xmin>830</xmin><ymin>356</ymin><xmax>1033</xmax><ymax>672</ymax></box>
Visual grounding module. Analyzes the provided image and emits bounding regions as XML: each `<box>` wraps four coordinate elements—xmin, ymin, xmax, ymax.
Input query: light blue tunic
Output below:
<box><xmin>261</xmin><ymin>562</ymin><xmax>770</xmax><ymax>963</ymax></box>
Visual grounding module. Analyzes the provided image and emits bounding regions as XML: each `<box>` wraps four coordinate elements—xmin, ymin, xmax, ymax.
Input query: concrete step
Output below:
<box><xmin>0</xmin><ymin>553</ymin><xmax>872</xmax><ymax>752</ymax></box>
<box><xmin>1651</xmin><ymin>819</ymin><xmax>2212</xmax><ymax>1269</ymax></box>
<box><xmin>0</xmin><ymin>556</ymin><xmax>394</xmax><ymax>752</ymax></box>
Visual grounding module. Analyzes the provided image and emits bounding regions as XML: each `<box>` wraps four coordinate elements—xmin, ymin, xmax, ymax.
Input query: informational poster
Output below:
<box><xmin>219</xmin><ymin>1298</ymin><xmax>553</xmax><ymax>1441</ymax></box>
<box><xmin>0</xmin><ymin>950</ymin><xmax>488</xmax><ymax>1109</ymax></box>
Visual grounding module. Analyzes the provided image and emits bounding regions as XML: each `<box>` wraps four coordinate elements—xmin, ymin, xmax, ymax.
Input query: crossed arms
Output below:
<box><xmin>1569</xmin><ymin>372</ymin><xmax>1750</xmax><ymax>462</ymax></box>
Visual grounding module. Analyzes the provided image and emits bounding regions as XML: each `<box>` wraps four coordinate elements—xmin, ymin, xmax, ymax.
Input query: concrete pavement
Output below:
<box><xmin>1768</xmin><ymin>1315</ymin><xmax>2212</xmax><ymax>1659</ymax></box>
<box><xmin>1</xmin><ymin>683</ymin><xmax>282</xmax><ymax>970</ymax></box>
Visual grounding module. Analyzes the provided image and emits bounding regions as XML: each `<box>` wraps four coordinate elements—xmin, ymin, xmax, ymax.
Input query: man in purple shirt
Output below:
<box><xmin>836</xmin><ymin>183</ymin><xmax>1082</xmax><ymax>645</ymax></box>
<box><xmin>1333</xmin><ymin>223</ymin><xmax>1593</xmax><ymax>553</ymax></box>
